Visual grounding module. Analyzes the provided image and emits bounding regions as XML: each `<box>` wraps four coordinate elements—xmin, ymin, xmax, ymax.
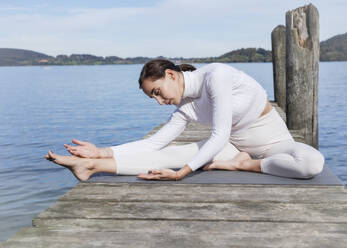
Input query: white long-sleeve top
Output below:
<box><xmin>110</xmin><ymin>63</ymin><xmax>268</xmax><ymax>171</ymax></box>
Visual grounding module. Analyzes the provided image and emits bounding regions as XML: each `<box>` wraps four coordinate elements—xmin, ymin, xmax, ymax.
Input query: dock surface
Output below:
<box><xmin>2</xmin><ymin>102</ymin><xmax>347</xmax><ymax>248</ymax></box>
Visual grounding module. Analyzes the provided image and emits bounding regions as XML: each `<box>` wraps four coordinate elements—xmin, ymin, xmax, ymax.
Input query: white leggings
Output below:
<box><xmin>115</xmin><ymin>108</ymin><xmax>325</xmax><ymax>179</ymax></box>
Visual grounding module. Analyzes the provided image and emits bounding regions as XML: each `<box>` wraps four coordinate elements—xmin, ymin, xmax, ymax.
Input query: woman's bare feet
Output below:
<box><xmin>45</xmin><ymin>150</ymin><xmax>95</xmax><ymax>181</ymax></box>
<box><xmin>202</xmin><ymin>152</ymin><xmax>257</xmax><ymax>172</ymax></box>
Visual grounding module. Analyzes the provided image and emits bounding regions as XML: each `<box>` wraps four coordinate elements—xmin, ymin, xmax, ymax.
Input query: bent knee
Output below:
<box><xmin>301</xmin><ymin>150</ymin><xmax>325</xmax><ymax>178</ymax></box>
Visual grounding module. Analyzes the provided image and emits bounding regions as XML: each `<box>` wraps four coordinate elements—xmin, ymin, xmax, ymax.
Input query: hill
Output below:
<box><xmin>0</xmin><ymin>48</ymin><xmax>53</xmax><ymax>66</ymax></box>
<box><xmin>187</xmin><ymin>48</ymin><xmax>272</xmax><ymax>63</ymax></box>
<box><xmin>320</xmin><ymin>32</ymin><xmax>347</xmax><ymax>61</ymax></box>
<box><xmin>0</xmin><ymin>32</ymin><xmax>346</xmax><ymax>66</ymax></box>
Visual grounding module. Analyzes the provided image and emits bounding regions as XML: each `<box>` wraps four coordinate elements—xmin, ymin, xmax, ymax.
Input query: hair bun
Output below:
<box><xmin>177</xmin><ymin>64</ymin><xmax>196</xmax><ymax>72</ymax></box>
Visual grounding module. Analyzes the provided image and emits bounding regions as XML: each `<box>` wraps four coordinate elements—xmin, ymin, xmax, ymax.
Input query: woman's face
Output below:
<box><xmin>141</xmin><ymin>69</ymin><xmax>183</xmax><ymax>106</ymax></box>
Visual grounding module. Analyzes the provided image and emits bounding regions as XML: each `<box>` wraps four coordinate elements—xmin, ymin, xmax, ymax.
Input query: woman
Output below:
<box><xmin>45</xmin><ymin>59</ymin><xmax>325</xmax><ymax>181</ymax></box>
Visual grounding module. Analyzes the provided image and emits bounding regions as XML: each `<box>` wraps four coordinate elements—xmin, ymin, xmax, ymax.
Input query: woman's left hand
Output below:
<box><xmin>137</xmin><ymin>168</ymin><xmax>178</xmax><ymax>181</ymax></box>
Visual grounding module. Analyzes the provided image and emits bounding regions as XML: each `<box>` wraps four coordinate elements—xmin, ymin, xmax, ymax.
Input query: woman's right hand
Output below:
<box><xmin>64</xmin><ymin>139</ymin><xmax>100</xmax><ymax>159</ymax></box>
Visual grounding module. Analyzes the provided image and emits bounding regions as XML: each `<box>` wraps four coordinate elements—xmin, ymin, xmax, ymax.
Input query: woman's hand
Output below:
<box><xmin>64</xmin><ymin>139</ymin><xmax>100</xmax><ymax>159</ymax></box>
<box><xmin>137</xmin><ymin>169</ymin><xmax>179</xmax><ymax>181</ymax></box>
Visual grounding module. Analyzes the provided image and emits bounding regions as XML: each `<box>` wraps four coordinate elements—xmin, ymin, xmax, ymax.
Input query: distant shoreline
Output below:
<box><xmin>0</xmin><ymin>60</ymin><xmax>273</xmax><ymax>67</ymax></box>
<box><xmin>0</xmin><ymin>47</ymin><xmax>273</xmax><ymax>67</ymax></box>
<box><xmin>1</xmin><ymin>60</ymin><xmax>347</xmax><ymax>68</ymax></box>
<box><xmin>1</xmin><ymin>32</ymin><xmax>346</xmax><ymax>66</ymax></box>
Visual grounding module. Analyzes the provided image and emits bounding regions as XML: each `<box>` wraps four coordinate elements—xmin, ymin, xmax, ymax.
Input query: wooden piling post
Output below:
<box><xmin>285</xmin><ymin>3</ymin><xmax>320</xmax><ymax>148</ymax></box>
<box><xmin>271</xmin><ymin>25</ymin><xmax>287</xmax><ymax>112</ymax></box>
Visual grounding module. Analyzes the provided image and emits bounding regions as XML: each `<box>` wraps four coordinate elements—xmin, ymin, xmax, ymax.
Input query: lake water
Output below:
<box><xmin>0</xmin><ymin>62</ymin><xmax>346</xmax><ymax>241</ymax></box>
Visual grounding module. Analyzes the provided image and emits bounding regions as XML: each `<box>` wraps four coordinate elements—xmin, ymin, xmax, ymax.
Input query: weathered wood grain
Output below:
<box><xmin>272</xmin><ymin>25</ymin><xmax>287</xmax><ymax>111</ymax></box>
<box><xmin>53</xmin><ymin>183</ymin><xmax>347</xmax><ymax>204</ymax></box>
<box><xmin>3</xmin><ymin>221</ymin><xmax>347</xmax><ymax>248</ymax></box>
<box><xmin>34</xmin><ymin>200</ymin><xmax>347</xmax><ymax>223</ymax></box>
<box><xmin>286</xmin><ymin>3</ymin><xmax>320</xmax><ymax>148</ymax></box>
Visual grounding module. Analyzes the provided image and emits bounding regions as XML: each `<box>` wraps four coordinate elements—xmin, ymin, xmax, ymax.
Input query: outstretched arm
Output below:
<box><xmin>65</xmin><ymin>109</ymin><xmax>189</xmax><ymax>159</ymax></box>
<box><xmin>109</xmin><ymin>109</ymin><xmax>189</xmax><ymax>157</ymax></box>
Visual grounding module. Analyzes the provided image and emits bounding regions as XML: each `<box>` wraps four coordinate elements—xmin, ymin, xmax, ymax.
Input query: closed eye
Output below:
<box><xmin>151</xmin><ymin>88</ymin><xmax>160</xmax><ymax>97</ymax></box>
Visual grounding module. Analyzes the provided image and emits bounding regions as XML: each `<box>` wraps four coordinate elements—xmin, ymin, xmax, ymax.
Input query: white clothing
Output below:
<box><xmin>111</xmin><ymin>63</ymin><xmax>268</xmax><ymax>172</ymax></box>
<box><xmin>229</xmin><ymin>108</ymin><xmax>324</xmax><ymax>178</ymax></box>
<box><xmin>115</xmin><ymin>140</ymin><xmax>240</xmax><ymax>175</ymax></box>
<box><xmin>114</xmin><ymin>107</ymin><xmax>325</xmax><ymax>179</ymax></box>
<box><xmin>229</xmin><ymin>108</ymin><xmax>294</xmax><ymax>159</ymax></box>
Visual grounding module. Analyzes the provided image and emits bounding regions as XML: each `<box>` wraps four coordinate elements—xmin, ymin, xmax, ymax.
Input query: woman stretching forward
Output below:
<box><xmin>45</xmin><ymin>60</ymin><xmax>325</xmax><ymax>181</ymax></box>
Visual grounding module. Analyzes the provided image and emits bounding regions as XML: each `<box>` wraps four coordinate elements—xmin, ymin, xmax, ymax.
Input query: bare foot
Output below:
<box><xmin>44</xmin><ymin>150</ymin><xmax>95</xmax><ymax>181</ymax></box>
<box><xmin>202</xmin><ymin>152</ymin><xmax>251</xmax><ymax>171</ymax></box>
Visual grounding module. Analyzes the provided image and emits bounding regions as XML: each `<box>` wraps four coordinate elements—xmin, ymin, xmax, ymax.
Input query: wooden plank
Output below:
<box><xmin>3</xmin><ymin>221</ymin><xmax>347</xmax><ymax>248</ymax></box>
<box><xmin>81</xmin><ymin>182</ymin><xmax>345</xmax><ymax>189</ymax></box>
<box><xmin>32</xmin><ymin>218</ymin><xmax>347</xmax><ymax>234</ymax></box>
<box><xmin>144</xmin><ymin>102</ymin><xmax>304</xmax><ymax>143</ymax></box>
<box><xmin>54</xmin><ymin>183</ymin><xmax>347</xmax><ymax>204</ymax></box>
<box><xmin>34</xmin><ymin>200</ymin><xmax>347</xmax><ymax>223</ymax></box>
<box><xmin>170</xmin><ymin>135</ymin><xmax>210</xmax><ymax>142</ymax></box>
<box><xmin>144</xmin><ymin>121</ymin><xmax>211</xmax><ymax>136</ymax></box>
<box><xmin>145</xmin><ymin>130</ymin><xmax>212</xmax><ymax>137</ymax></box>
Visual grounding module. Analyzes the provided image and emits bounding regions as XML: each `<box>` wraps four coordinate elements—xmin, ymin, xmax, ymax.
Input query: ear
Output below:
<box><xmin>165</xmin><ymin>69</ymin><xmax>175</xmax><ymax>80</ymax></box>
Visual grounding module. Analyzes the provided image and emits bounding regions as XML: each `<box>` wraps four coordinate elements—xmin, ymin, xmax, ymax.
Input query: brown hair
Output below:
<box><xmin>138</xmin><ymin>59</ymin><xmax>196</xmax><ymax>89</ymax></box>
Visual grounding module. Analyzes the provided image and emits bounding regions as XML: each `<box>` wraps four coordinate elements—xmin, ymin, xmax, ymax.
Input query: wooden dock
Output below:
<box><xmin>1</xmin><ymin>101</ymin><xmax>347</xmax><ymax>248</ymax></box>
<box><xmin>2</xmin><ymin>3</ymin><xmax>347</xmax><ymax>247</ymax></box>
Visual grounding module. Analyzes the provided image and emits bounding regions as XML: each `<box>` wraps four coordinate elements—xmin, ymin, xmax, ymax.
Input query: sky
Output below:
<box><xmin>0</xmin><ymin>0</ymin><xmax>346</xmax><ymax>58</ymax></box>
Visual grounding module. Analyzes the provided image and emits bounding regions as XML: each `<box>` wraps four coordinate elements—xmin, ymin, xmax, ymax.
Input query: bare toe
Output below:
<box><xmin>44</xmin><ymin>154</ymin><xmax>52</xmax><ymax>159</ymax></box>
<box><xmin>45</xmin><ymin>151</ymin><xmax>93</xmax><ymax>181</ymax></box>
<box><xmin>45</xmin><ymin>151</ymin><xmax>56</xmax><ymax>161</ymax></box>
